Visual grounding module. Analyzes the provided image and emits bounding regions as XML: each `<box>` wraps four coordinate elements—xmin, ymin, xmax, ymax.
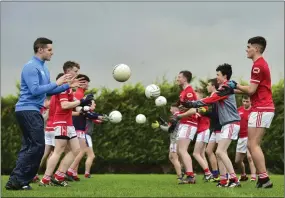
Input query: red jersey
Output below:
<box><xmin>238</xmin><ymin>106</ymin><xmax>252</xmax><ymax>138</ymax></box>
<box><xmin>74</xmin><ymin>87</ymin><xmax>85</xmax><ymax>100</ymax></box>
<box><xmin>250</xmin><ymin>57</ymin><xmax>275</xmax><ymax>112</ymax></box>
<box><xmin>45</xmin><ymin>95</ymin><xmax>56</xmax><ymax>131</ymax></box>
<box><xmin>53</xmin><ymin>88</ymin><xmax>75</xmax><ymax>126</ymax></box>
<box><xmin>179</xmin><ymin>85</ymin><xmax>198</xmax><ymax>126</ymax></box>
<box><xmin>197</xmin><ymin>114</ymin><xmax>210</xmax><ymax>133</ymax></box>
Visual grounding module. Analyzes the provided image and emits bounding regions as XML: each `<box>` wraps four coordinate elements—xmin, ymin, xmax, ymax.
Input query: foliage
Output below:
<box><xmin>1</xmin><ymin>79</ymin><xmax>284</xmax><ymax>174</ymax></box>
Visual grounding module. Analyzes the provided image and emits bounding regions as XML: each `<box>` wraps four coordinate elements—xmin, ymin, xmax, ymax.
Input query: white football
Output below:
<box><xmin>112</xmin><ymin>64</ymin><xmax>131</xmax><ymax>82</ymax></box>
<box><xmin>136</xmin><ymin>114</ymin><xmax>146</xmax><ymax>124</ymax></box>
<box><xmin>109</xmin><ymin>110</ymin><xmax>122</xmax><ymax>123</ymax></box>
<box><xmin>155</xmin><ymin>96</ymin><xmax>167</xmax><ymax>107</ymax></box>
<box><xmin>145</xmin><ymin>84</ymin><xmax>160</xmax><ymax>99</ymax></box>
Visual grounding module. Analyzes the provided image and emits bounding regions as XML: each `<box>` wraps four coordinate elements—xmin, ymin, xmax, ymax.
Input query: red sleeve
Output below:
<box><xmin>250</xmin><ymin>65</ymin><xmax>262</xmax><ymax>84</ymax></box>
<box><xmin>59</xmin><ymin>91</ymin><xmax>69</xmax><ymax>102</ymax></box>
<box><xmin>201</xmin><ymin>92</ymin><xmax>229</xmax><ymax>104</ymax></box>
<box><xmin>93</xmin><ymin>119</ymin><xmax>102</xmax><ymax>124</ymax></box>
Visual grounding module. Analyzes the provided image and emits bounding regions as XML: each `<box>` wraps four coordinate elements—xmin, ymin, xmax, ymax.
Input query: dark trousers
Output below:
<box><xmin>9</xmin><ymin>110</ymin><xmax>45</xmax><ymax>186</ymax></box>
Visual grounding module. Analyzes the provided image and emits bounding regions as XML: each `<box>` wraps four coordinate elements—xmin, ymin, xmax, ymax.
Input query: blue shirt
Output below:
<box><xmin>15</xmin><ymin>56</ymin><xmax>70</xmax><ymax>112</ymax></box>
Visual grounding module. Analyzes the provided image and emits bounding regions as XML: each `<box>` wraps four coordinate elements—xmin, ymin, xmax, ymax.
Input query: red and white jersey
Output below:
<box><xmin>45</xmin><ymin>95</ymin><xmax>56</xmax><ymax>131</ymax></box>
<box><xmin>250</xmin><ymin>57</ymin><xmax>275</xmax><ymax>112</ymax></box>
<box><xmin>53</xmin><ymin>88</ymin><xmax>74</xmax><ymax>126</ymax></box>
<box><xmin>238</xmin><ymin>106</ymin><xmax>252</xmax><ymax>138</ymax></box>
<box><xmin>179</xmin><ymin>85</ymin><xmax>198</xmax><ymax>126</ymax></box>
<box><xmin>197</xmin><ymin>109</ymin><xmax>210</xmax><ymax>133</ymax></box>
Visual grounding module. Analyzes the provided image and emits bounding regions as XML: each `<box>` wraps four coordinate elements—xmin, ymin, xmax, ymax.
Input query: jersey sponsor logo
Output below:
<box><xmin>187</xmin><ymin>93</ymin><xmax>193</xmax><ymax>98</ymax></box>
<box><xmin>252</xmin><ymin>67</ymin><xmax>260</xmax><ymax>74</ymax></box>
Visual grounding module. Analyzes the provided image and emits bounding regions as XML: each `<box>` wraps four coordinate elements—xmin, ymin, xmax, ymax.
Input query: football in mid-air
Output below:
<box><xmin>145</xmin><ymin>84</ymin><xmax>160</xmax><ymax>99</ymax></box>
<box><xmin>136</xmin><ymin>114</ymin><xmax>146</xmax><ymax>124</ymax></box>
<box><xmin>109</xmin><ymin>110</ymin><xmax>122</xmax><ymax>123</ymax></box>
<box><xmin>155</xmin><ymin>96</ymin><xmax>167</xmax><ymax>107</ymax></box>
<box><xmin>112</xmin><ymin>64</ymin><xmax>131</xmax><ymax>82</ymax></box>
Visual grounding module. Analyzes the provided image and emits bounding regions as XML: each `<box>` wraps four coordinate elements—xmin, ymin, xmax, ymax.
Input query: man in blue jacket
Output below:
<box><xmin>5</xmin><ymin>37</ymin><xmax>83</xmax><ymax>190</ymax></box>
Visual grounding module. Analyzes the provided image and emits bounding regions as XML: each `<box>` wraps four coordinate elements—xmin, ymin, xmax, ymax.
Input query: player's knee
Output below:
<box><xmin>215</xmin><ymin>150</ymin><xmax>223</xmax><ymax>158</ymax></box>
<box><xmin>192</xmin><ymin>151</ymin><xmax>199</xmax><ymax>159</ymax></box>
<box><xmin>90</xmin><ymin>153</ymin><xmax>95</xmax><ymax>160</ymax></box>
<box><xmin>247</xmin><ymin>155</ymin><xmax>253</xmax><ymax>162</ymax></box>
<box><xmin>73</xmin><ymin>148</ymin><xmax>81</xmax><ymax>157</ymax></box>
<box><xmin>235</xmin><ymin>158</ymin><xmax>241</xmax><ymax>164</ymax></box>
<box><xmin>206</xmin><ymin>148</ymin><xmax>212</xmax><ymax>156</ymax></box>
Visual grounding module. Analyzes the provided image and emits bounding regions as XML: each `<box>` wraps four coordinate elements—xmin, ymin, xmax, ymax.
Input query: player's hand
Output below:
<box><xmin>68</xmin><ymin>76</ymin><xmax>87</xmax><ymax>88</ymax></box>
<box><xmin>80</xmin><ymin>94</ymin><xmax>94</xmax><ymax>106</ymax></box>
<box><xmin>160</xmin><ymin>124</ymin><xmax>169</xmax><ymax>132</ymax></box>
<box><xmin>101</xmin><ymin>114</ymin><xmax>110</xmax><ymax>122</ymax></box>
<box><xmin>151</xmin><ymin>121</ymin><xmax>160</xmax><ymax>129</ymax></box>
<box><xmin>217</xmin><ymin>85</ymin><xmax>234</xmax><ymax>96</ymax></box>
<box><xmin>180</xmin><ymin>100</ymin><xmax>194</xmax><ymax>108</ymax></box>
<box><xmin>227</xmin><ymin>80</ymin><xmax>237</xmax><ymax>89</ymax></box>
<box><xmin>56</xmin><ymin>74</ymin><xmax>72</xmax><ymax>86</ymax></box>
<box><xmin>198</xmin><ymin>107</ymin><xmax>207</xmax><ymax>114</ymax></box>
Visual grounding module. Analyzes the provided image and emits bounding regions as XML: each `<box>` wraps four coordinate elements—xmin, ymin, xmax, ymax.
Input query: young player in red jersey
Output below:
<box><xmin>33</xmin><ymin>73</ymin><xmax>64</xmax><ymax>182</ymax></box>
<box><xmin>175</xmin><ymin>70</ymin><xmax>198</xmax><ymax>184</ymax></box>
<box><xmin>218</xmin><ymin>36</ymin><xmax>274</xmax><ymax>188</ymax></box>
<box><xmin>192</xmin><ymin>89</ymin><xmax>213</xmax><ymax>182</ymax></box>
<box><xmin>40</xmin><ymin>61</ymin><xmax>93</xmax><ymax>187</ymax></box>
<box><xmin>235</xmin><ymin>95</ymin><xmax>256</xmax><ymax>182</ymax></box>
<box><xmin>205</xmin><ymin>79</ymin><xmax>222</xmax><ymax>181</ymax></box>
<box><xmin>180</xmin><ymin>64</ymin><xmax>241</xmax><ymax>188</ymax></box>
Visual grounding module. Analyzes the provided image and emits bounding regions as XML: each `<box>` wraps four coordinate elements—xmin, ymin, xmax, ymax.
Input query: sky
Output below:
<box><xmin>1</xmin><ymin>1</ymin><xmax>284</xmax><ymax>96</ymax></box>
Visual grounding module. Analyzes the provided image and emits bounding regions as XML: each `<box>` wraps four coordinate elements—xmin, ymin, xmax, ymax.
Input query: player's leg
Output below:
<box><xmin>84</xmin><ymin>134</ymin><xmax>95</xmax><ymax>178</ymax></box>
<box><xmin>235</xmin><ymin>137</ymin><xmax>248</xmax><ymax>181</ymax></box>
<box><xmin>246</xmin><ymin>149</ymin><xmax>256</xmax><ymax>181</ymax></box>
<box><xmin>177</xmin><ymin>124</ymin><xmax>196</xmax><ymax>184</ymax></box>
<box><xmin>193</xmin><ymin>140</ymin><xmax>212</xmax><ymax>181</ymax></box>
<box><xmin>206</xmin><ymin>132</ymin><xmax>219</xmax><ymax>180</ymax></box>
<box><xmin>216</xmin><ymin>123</ymin><xmax>240</xmax><ymax>188</ymax></box>
<box><xmin>235</xmin><ymin>152</ymin><xmax>247</xmax><ymax>181</ymax></box>
<box><xmin>67</xmin><ymin>137</ymin><xmax>87</xmax><ymax>181</ymax></box>
<box><xmin>40</xmin><ymin>137</ymin><xmax>67</xmax><ymax>186</ymax></box>
<box><xmin>169</xmin><ymin>143</ymin><xmax>183</xmax><ymax>181</ymax></box>
<box><xmin>248</xmin><ymin>112</ymin><xmax>274</xmax><ymax>188</ymax></box>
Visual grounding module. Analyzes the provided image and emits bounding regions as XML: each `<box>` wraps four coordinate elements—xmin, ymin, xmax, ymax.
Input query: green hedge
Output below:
<box><xmin>1</xmin><ymin>79</ymin><xmax>284</xmax><ymax>174</ymax></box>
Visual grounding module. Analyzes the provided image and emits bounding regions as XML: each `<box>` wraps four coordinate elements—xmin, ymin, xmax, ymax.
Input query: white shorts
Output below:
<box><xmin>196</xmin><ymin>129</ymin><xmax>210</xmax><ymax>143</ymax></box>
<box><xmin>54</xmin><ymin>125</ymin><xmax>77</xmax><ymax>139</ymax></box>
<box><xmin>45</xmin><ymin>131</ymin><xmax>55</xmax><ymax>146</ymax></box>
<box><xmin>208</xmin><ymin>132</ymin><xmax>221</xmax><ymax>143</ymax></box>
<box><xmin>176</xmin><ymin>124</ymin><xmax>197</xmax><ymax>140</ymax></box>
<box><xmin>85</xmin><ymin>134</ymin><xmax>93</xmax><ymax>147</ymax></box>
<box><xmin>169</xmin><ymin>143</ymin><xmax>177</xmax><ymax>153</ymax></box>
<box><xmin>76</xmin><ymin>130</ymin><xmax>86</xmax><ymax>139</ymax></box>
<box><xmin>248</xmin><ymin>112</ymin><xmax>275</xmax><ymax>128</ymax></box>
<box><xmin>220</xmin><ymin>123</ymin><xmax>240</xmax><ymax>140</ymax></box>
<box><xmin>236</xmin><ymin>137</ymin><xmax>248</xmax><ymax>153</ymax></box>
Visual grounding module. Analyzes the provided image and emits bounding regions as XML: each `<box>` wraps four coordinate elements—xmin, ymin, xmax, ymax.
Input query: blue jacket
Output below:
<box><xmin>15</xmin><ymin>56</ymin><xmax>69</xmax><ymax>112</ymax></box>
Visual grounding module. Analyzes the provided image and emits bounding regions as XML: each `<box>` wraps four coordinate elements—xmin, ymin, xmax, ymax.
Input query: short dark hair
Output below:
<box><xmin>216</xmin><ymin>63</ymin><xmax>232</xmax><ymax>80</ymax></box>
<box><xmin>33</xmin><ymin>37</ymin><xmax>52</xmax><ymax>53</ymax></box>
<box><xmin>179</xmin><ymin>70</ymin><xmax>192</xmax><ymax>83</ymax></box>
<box><xmin>63</xmin><ymin>61</ymin><xmax>80</xmax><ymax>73</ymax></box>
<box><xmin>56</xmin><ymin>73</ymin><xmax>64</xmax><ymax>80</ymax></box>
<box><xmin>208</xmin><ymin>78</ymin><xmax>219</xmax><ymax>90</ymax></box>
<box><xmin>248</xmin><ymin>36</ymin><xmax>267</xmax><ymax>54</ymax></box>
<box><xmin>77</xmin><ymin>74</ymin><xmax>90</xmax><ymax>82</ymax></box>
<box><xmin>171</xmin><ymin>102</ymin><xmax>179</xmax><ymax>107</ymax></box>
<box><xmin>242</xmin><ymin>95</ymin><xmax>250</xmax><ymax>100</ymax></box>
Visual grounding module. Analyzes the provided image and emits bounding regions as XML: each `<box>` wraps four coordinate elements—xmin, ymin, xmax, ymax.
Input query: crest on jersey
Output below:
<box><xmin>252</xmin><ymin>67</ymin><xmax>260</xmax><ymax>74</ymax></box>
<box><xmin>187</xmin><ymin>93</ymin><xmax>193</xmax><ymax>98</ymax></box>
